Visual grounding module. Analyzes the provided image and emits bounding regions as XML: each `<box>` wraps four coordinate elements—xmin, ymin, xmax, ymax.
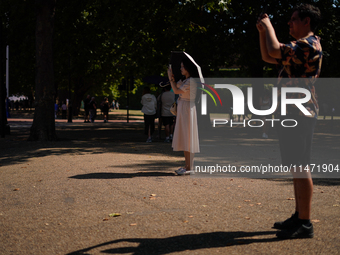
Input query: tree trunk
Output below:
<box><xmin>29</xmin><ymin>0</ymin><xmax>57</xmax><ymax>141</ymax></box>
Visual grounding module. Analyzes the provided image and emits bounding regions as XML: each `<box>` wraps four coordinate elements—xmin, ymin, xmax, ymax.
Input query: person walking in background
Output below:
<box><xmin>54</xmin><ymin>101</ymin><xmax>59</xmax><ymax>119</ymax></box>
<box><xmin>61</xmin><ymin>101</ymin><xmax>67</xmax><ymax>119</ymax></box>
<box><xmin>159</xmin><ymin>85</ymin><xmax>175</xmax><ymax>143</ymax></box>
<box><xmin>167</xmin><ymin>57</ymin><xmax>200</xmax><ymax>175</ymax></box>
<box><xmin>257</xmin><ymin>3</ymin><xmax>322</xmax><ymax>239</ymax></box>
<box><xmin>84</xmin><ymin>95</ymin><xmax>91</xmax><ymax>123</ymax></box>
<box><xmin>89</xmin><ymin>97</ymin><xmax>97</xmax><ymax>123</ymax></box>
<box><xmin>141</xmin><ymin>87</ymin><xmax>157</xmax><ymax>142</ymax></box>
<box><xmin>101</xmin><ymin>97</ymin><xmax>111</xmax><ymax>123</ymax></box>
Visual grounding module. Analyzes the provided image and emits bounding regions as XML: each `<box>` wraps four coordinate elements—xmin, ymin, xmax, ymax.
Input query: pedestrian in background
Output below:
<box><xmin>159</xmin><ymin>85</ymin><xmax>175</xmax><ymax>142</ymax></box>
<box><xmin>89</xmin><ymin>97</ymin><xmax>97</xmax><ymax>123</ymax></box>
<box><xmin>84</xmin><ymin>95</ymin><xmax>91</xmax><ymax>123</ymax></box>
<box><xmin>141</xmin><ymin>87</ymin><xmax>157</xmax><ymax>142</ymax></box>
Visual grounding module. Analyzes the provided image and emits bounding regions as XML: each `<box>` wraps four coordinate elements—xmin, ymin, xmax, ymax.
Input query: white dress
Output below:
<box><xmin>172</xmin><ymin>78</ymin><xmax>200</xmax><ymax>153</ymax></box>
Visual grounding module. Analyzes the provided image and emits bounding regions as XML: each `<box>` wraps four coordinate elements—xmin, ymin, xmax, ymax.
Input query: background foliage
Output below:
<box><xmin>1</xmin><ymin>0</ymin><xmax>339</xmax><ymax>112</ymax></box>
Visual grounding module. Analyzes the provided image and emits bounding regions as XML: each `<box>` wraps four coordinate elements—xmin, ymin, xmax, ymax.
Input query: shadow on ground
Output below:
<box><xmin>70</xmin><ymin>171</ymin><xmax>176</xmax><ymax>179</ymax></box>
<box><xmin>268</xmin><ymin>178</ymin><xmax>340</xmax><ymax>186</ymax></box>
<box><xmin>66</xmin><ymin>231</ymin><xmax>281</xmax><ymax>255</ymax></box>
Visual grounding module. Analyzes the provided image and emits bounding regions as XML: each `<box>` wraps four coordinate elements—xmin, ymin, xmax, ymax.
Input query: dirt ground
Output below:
<box><xmin>1</xmin><ymin>111</ymin><xmax>339</xmax><ymax>255</ymax></box>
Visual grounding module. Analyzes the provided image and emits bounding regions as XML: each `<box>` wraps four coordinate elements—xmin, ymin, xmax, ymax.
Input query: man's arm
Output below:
<box><xmin>258</xmin><ymin>29</ymin><xmax>278</xmax><ymax>64</ymax></box>
<box><xmin>257</xmin><ymin>14</ymin><xmax>282</xmax><ymax>61</ymax></box>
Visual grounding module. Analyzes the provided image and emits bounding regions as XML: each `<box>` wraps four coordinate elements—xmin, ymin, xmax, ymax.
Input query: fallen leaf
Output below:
<box><xmin>249</xmin><ymin>204</ymin><xmax>254</xmax><ymax>207</ymax></box>
<box><xmin>45</xmin><ymin>223</ymin><xmax>49</xmax><ymax>226</ymax></box>
<box><xmin>244</xmin><ymin>200</ymin><xmax>251</xmax><ymax>202</ymax></box>
<box><xmin>311</xmin><ymin>219</ymin><xmax>320</xmax><ymax>223</ymax></box>
<box><xmin>238</xmin><ymin>186</ymin><xmax>242</xmax><ymax>188</ymax></box>
<box><xmin>129</xmin><ymin>223</ymin><xmax>137</xmax><ymax>226</ymax></box>
<box><xmin>333</xmin><ymin>204</ymin><xmax>340</xmax><ymax>207</ymax></box>
<box><xmin>287</xmin><ymin>198</ymin><xmax>295</xmax><ymax>200</ymax></box>
<box><xmin>109</xmin><ymin>213</ymin><xmax>121</xmax><ymax>217</ymax></box>
<box><xmin>103</xmin><ymin>218</ymin><xmax>109</xmax><ymax>221</ymax></box>
<box><xmin>188</xmin><ymin>215</ymin><xmax>194</xmax><ymax>218</ymax></box>
<box><xmin>193</xmin><ymin>182</ymin><xmax>197</xmax><ymax>185</ymax></box>
<box><xmin>202</xmin><ymin>205</ymin><xmax>207</xmax><ymax>207</ymax></box>
<box><xmin>256</xmin><ymin>203</ymin><xmax>262</xmax><ymax>205</ymax></box>
<box><xmin>238</xmin><ymin>206</ymin><xmax>242</xmax><ymax>208</ymax></box>
<box><xmin>149</xmin><ymin>197</ymin><xmax>156</xmax><ymax>200</ymax></box>
<box><xmin>13</xmin><ymin>188</ymin><xmax>20</xmax><ymax>191</ymax></box>
<box><xmin>230</xmin><ymin>179</ymin><xmax>234</xmax><ymax>181</ymax></box>
<box><xmin>183</xmin><ymin>220</ymin><xmax>188</xmax><ymax>223</ymax></box>
<box><xmin>245</xmin><ymin>217</ymin><xmax>250</xmax><ymax>220</ymax></box>
<box><xmin>150</xmin><ymin>194</ymin><xmax>156</xmax><ymax>197</ymax></box>
<box><xmin>126</xmin><ymin>212</ymin><xmax>134</xmax><ymax>214</ymax></box>
<box><xmin>321</xmin><ymin>191</ymin><xmax>324</xmax><ymax>193</ymax></box>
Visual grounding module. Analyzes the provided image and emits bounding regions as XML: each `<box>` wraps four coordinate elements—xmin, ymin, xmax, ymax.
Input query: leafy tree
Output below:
<box><xmin>1</xmin><ymin>0</ymin><xmax>340</xmax><ymax>140</ymax></box>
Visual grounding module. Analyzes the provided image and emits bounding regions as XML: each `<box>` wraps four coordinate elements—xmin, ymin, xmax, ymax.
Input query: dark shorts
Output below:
<box><xmin>162</xmin><ymin>116</ymin><xmax>174</xmax><ymax>126</ymax></box>
<box><xmin>276</xmin><ymin>116</ymin><xmax>316</xmax><ymax>167</ymax></box>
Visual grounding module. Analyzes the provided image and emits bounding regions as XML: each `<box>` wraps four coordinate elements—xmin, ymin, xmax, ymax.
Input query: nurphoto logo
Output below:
<box><xmin>197</xmin><ymin>79</ymin><xmax>312</xmax><ymax>128</ymax></box>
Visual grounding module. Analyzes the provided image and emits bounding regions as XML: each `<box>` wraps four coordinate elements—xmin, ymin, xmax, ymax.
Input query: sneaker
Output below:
<box><xmin>169</xmin><ymin>135</ymin><xmax>173</xmax><ymax>141</ymax></box>
<box><xmin>175</xmin><ymin>167</ymin><xmax>186</xmax><ymax>174</ymax></box>
<box><xmin>273</xmin><ymin>214</ymin><xmax>299</xmax><ymax>230</ymax></box>
<box><xmin>175</xmin><ymin>168</ymin><xmax>193</xmax><ymax>175</ymax></box>
<box><xmin>276</xmin><ymin>223</ymin><xmax>314</xmax><ymax>239</ymax></box>
<box><xmin>146</xmin><ymin>138</ymin><xmax>152</xmax><ymax>143</ymax></box>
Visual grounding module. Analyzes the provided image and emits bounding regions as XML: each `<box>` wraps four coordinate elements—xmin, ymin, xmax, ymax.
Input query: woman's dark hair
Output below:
<box><xmin>293</xmin><ymin>3</ymin><xmax>322</xmax><ymax>32</ymax></box>
<box><xmin>142</xmin><ymin>86</ymin><xmax>151</xmax><ymax>95</ymax></box>
<box><xmin>181</xmin><ymin>57</ymin><xmax>199</xmax><ymax>78</ymax></box>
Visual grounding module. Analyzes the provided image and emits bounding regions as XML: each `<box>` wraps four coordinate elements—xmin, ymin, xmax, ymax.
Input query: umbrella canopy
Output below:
<box><xmin>143</xmin><ymin>75</ymin><xmax>169</xmax><ymax>87</ymax></box>
<box><xmin>169</xmin><ymin>51</ymin><xmax>204</xmax><ymax>84</ymax></box>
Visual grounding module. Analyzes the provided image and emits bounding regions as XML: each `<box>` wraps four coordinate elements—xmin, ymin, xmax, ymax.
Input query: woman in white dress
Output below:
<box><xmin>167</xmin><ymin>58</ymin><xmax>200</xmax><ymax>175</ymax></box>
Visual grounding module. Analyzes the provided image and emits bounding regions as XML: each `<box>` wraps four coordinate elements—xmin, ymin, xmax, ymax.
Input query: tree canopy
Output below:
<box><xmin>1</xmin><ymin>0</ymin><xmax>339</xmax><ymax>139</ymax></box>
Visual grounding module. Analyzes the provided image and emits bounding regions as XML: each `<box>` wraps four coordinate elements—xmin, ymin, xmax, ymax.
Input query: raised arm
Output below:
<box><xmin>257</xmin><ymin>14</ymin><xmax>281</xmax><ymax>63</ymax></box>
<box><xmin>167</xmin><ymin>66</ymin><xmax>184</xmax><ymax>94</ymax></box>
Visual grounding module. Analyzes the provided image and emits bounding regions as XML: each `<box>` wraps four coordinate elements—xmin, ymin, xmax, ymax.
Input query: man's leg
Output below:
<box><xmin>295</xmin><ymin>172</ymin><xmax>313</xmax><ymax>220</ymax></box>
<box><xmin>276</xmin><ymin>117</ymin><xmax>316</xmax><ymax>239</ymax></box>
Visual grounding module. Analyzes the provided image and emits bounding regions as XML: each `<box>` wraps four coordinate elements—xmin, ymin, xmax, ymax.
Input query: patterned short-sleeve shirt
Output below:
<box><xmin>276</xmin><ymin>35</ymin><xmax>322</xmax><ymax>118</ymax></box>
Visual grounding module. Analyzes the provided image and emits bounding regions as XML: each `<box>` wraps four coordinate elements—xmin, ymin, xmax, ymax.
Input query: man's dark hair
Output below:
<box><xmin>293</xmin><ymin>3</ymin><xmax>322</xmax><ymax>32</ymax></box>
